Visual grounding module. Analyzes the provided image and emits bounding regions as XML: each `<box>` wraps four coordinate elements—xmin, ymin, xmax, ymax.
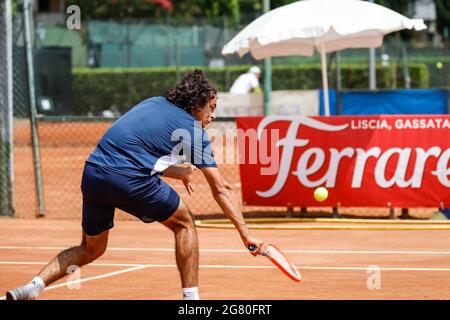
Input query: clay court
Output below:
<box><xmin>1</xmin><ymin>218</ymin><xmax>450</xmax><ymax>300</ymax></box>
<box><xmin>1</xmin><ymin>0</ymin><xmax>449</xmax><ymax>304</ymax></box>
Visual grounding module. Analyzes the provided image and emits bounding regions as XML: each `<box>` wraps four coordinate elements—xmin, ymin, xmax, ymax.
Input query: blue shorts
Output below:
<box><xmin>81</xmin><ymin>162</ymin><xmax>180</xmax><ymax>236</ymax></box>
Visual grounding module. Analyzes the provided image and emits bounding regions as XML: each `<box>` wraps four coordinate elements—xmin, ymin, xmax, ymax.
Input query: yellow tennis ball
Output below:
<box><xmin>436</xmin><ymin>62</ymin><xmax>443</xmax><ymax>69</ymax></box>
<box><xmin>314</xmin><ymin>187</ymin><xmax>328</xmax><ymax>202</ymax></box>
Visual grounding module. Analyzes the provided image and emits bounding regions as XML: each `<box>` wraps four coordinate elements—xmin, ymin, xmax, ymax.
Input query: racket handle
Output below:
<box><xmin>248</xmin><ymin>244</ymin><xmax>257</xmax><ymax>252</ymax></box>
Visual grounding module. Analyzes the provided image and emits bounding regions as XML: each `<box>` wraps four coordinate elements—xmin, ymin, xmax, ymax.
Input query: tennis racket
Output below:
<box><xmin>248</xmin><ymin>243</ymin><xmax>302</xmax><ymax>282</ymax></box>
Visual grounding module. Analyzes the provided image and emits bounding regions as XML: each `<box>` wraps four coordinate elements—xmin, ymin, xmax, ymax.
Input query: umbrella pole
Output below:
<box><xmin>320</xmin><ymin>42</ymin><xmax>330</xmax><ymax>116</ymax></box>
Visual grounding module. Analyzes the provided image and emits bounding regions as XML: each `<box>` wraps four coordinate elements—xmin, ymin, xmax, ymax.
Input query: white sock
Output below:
<box><xmin>26</xmin><ymin>276</ymin><xmax>46</xmax><ymax>298</ymax></box>
<box><xmin>183</xmin><ymin>287</ymin><xmax>199</xmax><ymax>300</ymax></box>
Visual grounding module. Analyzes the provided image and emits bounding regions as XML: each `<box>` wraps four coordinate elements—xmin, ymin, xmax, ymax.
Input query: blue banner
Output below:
<box><xmin>338</xmin><ymin>89</ymin><xmax>448</xmax><ymax>115</ymax></box>
<box><xmin>319</xmin><ymin>89</ymin><xmax>338</xmax><ymax>116</ymax></box>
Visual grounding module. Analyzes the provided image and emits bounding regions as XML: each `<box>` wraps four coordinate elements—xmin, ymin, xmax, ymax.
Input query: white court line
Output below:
<box><xmin>0</xmin><ymin>261</ymin><xmax>144</xmax><ymax>267</ymax></box>
<box><xmin>1</xmin><ymin>260</ymin><xmax>450</xmax><ymax>272</ymax></box>
<box><xmin>0</xmin><ymin>265</ymin><xmax>148</xmax><ymax>300</ymax></box>
<box><xmin>2</xmin><ymin>261</ymin><xmax>450</xmax><ymax>300</ymax></box>
<box><xmin>44</xmin><ymin>265</ymin><xmax>148</xmax><ymax>291</ymax></box>
<box><xmin>1</xmin><ymin>245</ymin><xmax>450</xmax><ymax>255</ymax></box>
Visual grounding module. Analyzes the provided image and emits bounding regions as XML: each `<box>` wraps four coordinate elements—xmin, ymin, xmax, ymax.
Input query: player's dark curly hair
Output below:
<box><xmin>166</xmin><ymin>69</ymin><xmax>217</xmax><ymax>113</ymax></box>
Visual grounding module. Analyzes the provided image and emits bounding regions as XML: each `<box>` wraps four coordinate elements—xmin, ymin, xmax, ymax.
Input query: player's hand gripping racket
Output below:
<box><xmin>248</xmin><ymin>244</ymin><xmax>302</xmax><ymax>282</ymax></box>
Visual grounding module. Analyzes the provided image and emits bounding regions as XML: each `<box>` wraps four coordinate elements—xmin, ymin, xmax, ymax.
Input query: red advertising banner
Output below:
<box><xmin>236</xmin><ymin>115</ymin><xmax>450</xmax><ymax>207</ymax></box>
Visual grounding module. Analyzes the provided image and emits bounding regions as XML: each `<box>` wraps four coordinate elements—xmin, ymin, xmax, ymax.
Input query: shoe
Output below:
<box><xmin>6</xmin><ymin>285</ymin><xmax>36</xmax><ymax>300</ymax></box>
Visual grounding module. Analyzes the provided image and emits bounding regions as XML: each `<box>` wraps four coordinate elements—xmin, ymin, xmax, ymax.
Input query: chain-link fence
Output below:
<box><xmin>8</xmin><ymin>0</ymin><xmax>41</xmax><ymax>218</ymax></box>
<box><xmin>35</xmin><ymin>16</ymin><xmax>259</xmax><ymax>69</ymax></box>
<box><xmin>10</xmin><ymin>115</ymin><xmax>436</xmax><ymax>220</ymax></box>
<box><xmin>11</xmin><ymin>117</ymin><xmax>287</xmax><ymax>220</ymax></box>
<box><xmin>0</xmin><ymin>0</ymin><xmax>14</xmax><ymax>216</ymax></box>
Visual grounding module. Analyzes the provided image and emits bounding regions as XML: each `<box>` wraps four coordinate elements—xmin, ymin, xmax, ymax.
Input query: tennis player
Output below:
<box><xmin>6</xmin><ymin>69</ymin><xmax>263</xmax><ymax>300</ymax></box>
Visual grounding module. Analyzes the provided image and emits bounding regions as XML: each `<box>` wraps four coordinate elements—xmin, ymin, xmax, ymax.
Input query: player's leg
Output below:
<box><xmin>37</xmin><ymin>230</ymin><xmax>109</xmax><ymax>285</ymax></box>
<box><xmin>6</xmin><ymin>230</ymin><xmax>109</xmax><ymax>300</ymax></box>
<box><xmin>115</xmin><ymin>171</ymin><xmax>199</xmax><ymax>299</ymax></box>
<box><xmin>160</xmin><ymin>199</ymin><xmax>200</xmax><ymax>300</ymax></box>
<box><xmin>6</xmin><ymin>163</ymin><xmax>115</xmax><ymax>300</ymax></box>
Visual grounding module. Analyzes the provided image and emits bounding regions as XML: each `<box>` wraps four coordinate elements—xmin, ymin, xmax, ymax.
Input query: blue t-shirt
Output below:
<box><xmin>87</xmin><ymin>96</ymin><xmax>217</xmax><ymax>177</ymax></box>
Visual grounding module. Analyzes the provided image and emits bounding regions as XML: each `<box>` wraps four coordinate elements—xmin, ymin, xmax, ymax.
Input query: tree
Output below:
<box><xmin>435</xmin><ymin>0</ymin><xmax>450</xmax><ymax>36</ymax></box>
<box><xmin>375</xmin><ymin>0</ymin><xmax>414</xmax><ymax>17</ymax></box>
<box><xmin>149</xmin><ymin>0</ymin><xmax>173</xmax><ymax>12</ymax></box>
<box><xmin>374</xmin><ymin>0</ymin><xmax>416</xmax><ymax>41</ymax></box>
<box><xmin>191</xmin><ymin>0</ymin><xmax>241</xmax><ymax>27</ymax></box>
<box><xmin>66</xmin><ymin>0</ymin><xmax>172</xmax><ymax>19</ymax></box>
<box><xmin>67</xmin><ymin>0</ymin><xmax>241</xmax><ymax>26</ymax></box>
<box><xmin>238</xmin><ymin>0</ymin><xmax>301</xmax><ymax>26</ymax></box>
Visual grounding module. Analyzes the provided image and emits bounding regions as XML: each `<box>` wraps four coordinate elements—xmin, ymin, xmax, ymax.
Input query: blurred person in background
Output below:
<box><xmin>229</xmin><ymin>66</ymin><xmax>262</xmax><ymax>94</ymax></box>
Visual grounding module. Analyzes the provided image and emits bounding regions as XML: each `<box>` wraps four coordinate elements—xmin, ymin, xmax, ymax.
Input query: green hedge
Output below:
<box><xmin>73</xmin><ymin>63</ymin><xmax>429</xmax><ymax>115</ymax></box>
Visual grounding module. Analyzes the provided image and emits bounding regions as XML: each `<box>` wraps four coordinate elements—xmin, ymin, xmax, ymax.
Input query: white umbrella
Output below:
<box><xmin>222</xmin><ymin>0</ymin><xmax>426</xmax><ymax>116</ymax></box>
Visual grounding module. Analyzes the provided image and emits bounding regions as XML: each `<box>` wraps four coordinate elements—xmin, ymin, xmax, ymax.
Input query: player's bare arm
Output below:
<box><xmin>163</xmin><ymin>164</ymin><xmax>196</xmax><ymax>195</ymax></box>
<box><xmin>201</xmin><ymin>166</ymin><xmax>263</xmax><ymax>254</ymax></box>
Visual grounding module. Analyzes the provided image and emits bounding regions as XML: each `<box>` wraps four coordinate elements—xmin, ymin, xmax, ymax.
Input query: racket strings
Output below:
<box><xmin>266</xmin><ymin>245</ymin><xmax>301</xmax><ymax>279</ymax></box>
